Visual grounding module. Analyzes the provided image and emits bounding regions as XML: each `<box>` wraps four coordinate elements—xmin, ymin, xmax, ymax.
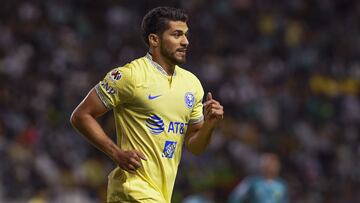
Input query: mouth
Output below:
<box><xmin>176</xmin><ymin>49</ymin><xmax>187</xmax><ymax>55</ymax></box>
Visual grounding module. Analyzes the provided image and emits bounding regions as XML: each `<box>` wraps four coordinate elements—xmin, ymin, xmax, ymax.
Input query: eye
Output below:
<box><xmin>172</xmin><ymin>31</ymin><xmax>184</xmax><ymax>39</ymax></box>
<box><xmin>173</xmin><ymin>33</ymin><xmax>181</xmax><ymax>38</ymax></box>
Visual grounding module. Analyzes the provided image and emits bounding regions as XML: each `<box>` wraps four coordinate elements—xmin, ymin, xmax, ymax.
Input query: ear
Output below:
<box><xmin>148</xmin><ymin>33</ymin><xmax>160</xmax><ymax>47</ymax></box>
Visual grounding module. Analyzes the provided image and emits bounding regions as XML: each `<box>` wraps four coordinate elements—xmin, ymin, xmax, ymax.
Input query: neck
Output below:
<box><xmin>149</xmin><ymin>49</ymin><xmax>175</xmax><ymax>76</ymax></box>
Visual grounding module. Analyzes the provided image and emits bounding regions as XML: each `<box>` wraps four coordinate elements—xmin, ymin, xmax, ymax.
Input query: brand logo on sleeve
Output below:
<box><xmin>146</xmin><ymin>115</ymin><xmax>165</xmax><ymax>134</ymax></box>
<box><xmin>162</xmin><ymin>141</ymin><xmax>177</xmax><ymax>158</ymax></box>
<box><xmin>184</xmin><ymin>92</ymin><xmax>195</xmax><ymax>108</ymax></box>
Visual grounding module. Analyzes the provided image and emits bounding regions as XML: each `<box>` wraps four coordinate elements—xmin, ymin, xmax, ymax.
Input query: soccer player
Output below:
<box><xmin>70</xmin><ymin>7</ymin><xmax>224</xmax><ymax>203</ymax></box>
<box><xmin>228</xmin><ymin>153</ymin><xmax>289</xmax><ymax>203</ymax></box>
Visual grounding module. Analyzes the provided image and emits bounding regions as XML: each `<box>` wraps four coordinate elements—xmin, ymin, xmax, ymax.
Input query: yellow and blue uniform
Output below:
<box><xmin>95</xmin><ymin>53</ymin><xmax>204</xmax><ymax>203</ymax></box>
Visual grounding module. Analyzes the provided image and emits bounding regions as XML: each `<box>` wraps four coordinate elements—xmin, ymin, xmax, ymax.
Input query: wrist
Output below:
<box><xmin>203</xmin><ymin>119</ymin><xmax>217</xmax><ymax>129</ymax></box>
<box><xmin>107</xmin><ymin>143</ymin><xmax>123</xmax><ymax>161</ymax></box>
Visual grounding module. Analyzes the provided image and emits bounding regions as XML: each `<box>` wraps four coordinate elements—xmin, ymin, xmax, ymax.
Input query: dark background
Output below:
<box><xmin>0</xmin><ymin>0</ymin><xmax>359</xmax><ymax>202</ymax></box>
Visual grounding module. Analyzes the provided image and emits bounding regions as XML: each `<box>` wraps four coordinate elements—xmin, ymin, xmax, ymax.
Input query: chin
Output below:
<box><xmin>174</xmin><ymin>56</ymin><xmax>186</xmax><ymax>64</ymax></box>
<box><xmin>178</xmin><ymin>58</ymin><xmax>186</xmax><ymax>64</ymax></box>
<box><xmin>169</xmin><ymin>58</ymin><xmax>185</xmax><ymax>65</ymax></box>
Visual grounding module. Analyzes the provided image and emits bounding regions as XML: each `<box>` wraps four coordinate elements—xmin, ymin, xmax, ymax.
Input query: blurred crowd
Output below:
<box><xmin>1</xmin><ymin>0</ymin><xmax>360</xmax><ymax>202</ymax></box>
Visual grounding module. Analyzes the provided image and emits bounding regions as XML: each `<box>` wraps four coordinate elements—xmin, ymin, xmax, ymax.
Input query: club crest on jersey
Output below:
<box><xmin>110</xmin><ymin>69</ymin><xmax>122</xmax><ymax>81</ymax></box>
<box><xmin>146</xmin><ymin>115</ymin><xmax>165</xmax><ymax>134</ymax></box>
<box><xmin>184</xmin><ymin>92</ymin><xmax>195</xmax><ymax>108</ymax></box>
<box><xmin>162</xmin><ymin>141</ymin><xmax>177</xmax><ymax>158</ymax></box>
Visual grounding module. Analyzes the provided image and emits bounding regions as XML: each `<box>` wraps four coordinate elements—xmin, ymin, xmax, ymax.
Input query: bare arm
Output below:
<box><xmin>185</xmin><ymin>92</ymin><xmax>224</xmax><ymax>155</ymax></box>
<box><xmin>70</xmin><ymin>88</ymin><xmax>146</xmax><ymax>173</ymax></box>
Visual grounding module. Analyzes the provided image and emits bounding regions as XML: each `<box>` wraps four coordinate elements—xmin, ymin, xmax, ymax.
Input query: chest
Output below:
<box><xmin>130</xmin><ymin>75</ymin><xmax>196</xmax><ymax>122</ymax></box>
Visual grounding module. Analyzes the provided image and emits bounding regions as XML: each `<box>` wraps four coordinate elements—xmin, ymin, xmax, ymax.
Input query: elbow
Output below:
<box><xmin>190</xmin><ymin>150</ymin><xmax>202</xmax><ymax>156</ymax></box>
<box><xmin>185</xmin><ymin>139</ymin><xmax>204</xmax><ymax>156</ymax></box>
<box><xmin>186</xmin><ymin>144</ymin><xmax>204</xmax><ymax>156</ymax></box>
<box><xmin>70</xmin><ymin>110</ymin><xmax>81</xmax><ymax>127</ymax></box>
<box><xmin>194</xmin><ymin>149</ymin><xmax>206</xmax><ymax>156</ymax></box>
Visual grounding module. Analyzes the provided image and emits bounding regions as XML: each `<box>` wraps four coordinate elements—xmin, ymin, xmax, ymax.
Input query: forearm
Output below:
<box><xmin>186</xmin><ymin>121</ymin><xmax>215</xmax><ymax>155</ymax></box>
<box><xmin>186</xmin><ymin>92</ymin><xmax>224</xmax><ymax>155</ymax></box>
<box><xmin>70</xmin><ymin>113</ymin><xmax>120</xmax><ymax>160</ymax></box>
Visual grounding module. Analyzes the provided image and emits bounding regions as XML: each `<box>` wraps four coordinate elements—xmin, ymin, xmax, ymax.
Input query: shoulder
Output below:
<box><xmin>121</xmin><ymin>56</ymin><xmax>149</xmax><ymax>73</ymax></box>
<box><xmin>106</xmin><ymin>56</ymin><xmax>150</xmax><ymax>83</ymax></box>
<box><xmin>176</xmin><ymin>66</ymin><xmax>202</xmax><ymax>86</ymax></box>
<box><xmin>176</xmin><ymin>66</ymin><xmax>199</xmax><ymax>79</ymax></box>
<box><xmin>101</xmin><ymin>56</ymin><xmax>148</xmax><ymax>87</ymax></box>
<box><xmin>128</xmin><ymin>56</ymin><xmax>149</xmax><ymax>68</ymax></box>
<box><xmin>105</xmin><ymin>56</ymin><xmax>146</xmax><ymax>74</ymax></box>
<box><xmin>244</xmin><ymin>176</ymin><xmax>260</xmax><ymax>185</ymax></box>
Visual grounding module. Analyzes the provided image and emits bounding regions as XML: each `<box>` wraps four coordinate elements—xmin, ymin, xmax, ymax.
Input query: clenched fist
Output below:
<box><xmin>203</xmin><ymin>92</ymin><xmax>224</xmax><ymax>126</ymax></box>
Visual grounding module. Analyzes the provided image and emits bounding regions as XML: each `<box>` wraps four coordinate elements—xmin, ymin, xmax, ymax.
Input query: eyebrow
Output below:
<box><xmin>172</xmin><ymin>29</ymin><xmax>189</xmax><ymax>34</ymax></box>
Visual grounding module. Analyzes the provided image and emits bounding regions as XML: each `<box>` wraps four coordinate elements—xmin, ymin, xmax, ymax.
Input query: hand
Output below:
<box><xmin>114</xmin><ymin>150</ymin><xmax>147</xmax><ymax>174</ymax></box>
<box><xmin>203</xmin><ymin>92</ymin><xmax>224</xmax><ymax>126</ymax></box>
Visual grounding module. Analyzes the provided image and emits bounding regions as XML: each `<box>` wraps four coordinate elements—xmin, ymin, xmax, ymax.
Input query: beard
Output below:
<box><xmin>160</xmin><ymin>44</ymin><xmax>186</xmax><ymax>65</ymax></box>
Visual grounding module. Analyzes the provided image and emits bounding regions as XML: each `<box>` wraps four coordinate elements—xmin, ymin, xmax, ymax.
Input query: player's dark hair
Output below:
<box><xmin>141</xmin><ymin>7</ymin><xmax>188</xmax><ymax>46</ymax></box>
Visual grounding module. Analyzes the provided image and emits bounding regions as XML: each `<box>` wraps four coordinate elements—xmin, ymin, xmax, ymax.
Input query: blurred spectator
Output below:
<box><xmin>228</xmin><ymin>153</ymin><xmax>288</xmax><ymax>203</ymax></box>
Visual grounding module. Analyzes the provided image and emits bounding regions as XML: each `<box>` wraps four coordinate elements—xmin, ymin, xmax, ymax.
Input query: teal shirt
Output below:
<box><xmin>228</xmin><ymin>176</ymin><xmax>289</xmax><ymax>203</ymax></box>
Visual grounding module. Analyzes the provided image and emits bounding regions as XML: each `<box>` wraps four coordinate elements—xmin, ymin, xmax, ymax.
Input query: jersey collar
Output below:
<box><xmin>145</xmin><ymin>53</ymin><xmax>177</xmax><ymax>76</ymax></box>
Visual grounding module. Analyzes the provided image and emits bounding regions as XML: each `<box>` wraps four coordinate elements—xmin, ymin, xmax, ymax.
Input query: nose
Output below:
<box><xmin>181</xmin><ymin>35</ymin><xmax>189</xmax><ymax>47</ymax></box>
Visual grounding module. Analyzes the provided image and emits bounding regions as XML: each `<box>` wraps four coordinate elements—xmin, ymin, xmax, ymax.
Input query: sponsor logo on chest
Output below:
<box><xmin>146</xmin><ymin>115</ymin><xmax>188</xmax><ymax>135</ymax></box>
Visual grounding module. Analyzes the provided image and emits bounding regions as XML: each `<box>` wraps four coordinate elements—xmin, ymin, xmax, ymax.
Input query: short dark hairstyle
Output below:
<box><xmin>141</xmin><ymin>7</ymin><xmax>188</xmax><ymax>46</ymax></box>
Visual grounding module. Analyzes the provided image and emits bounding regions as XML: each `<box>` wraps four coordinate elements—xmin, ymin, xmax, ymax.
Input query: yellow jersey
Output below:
<box><xmin>95</xmin><ymin>53</ymin><xmax>204</xmax><ymax>203</ymax></box>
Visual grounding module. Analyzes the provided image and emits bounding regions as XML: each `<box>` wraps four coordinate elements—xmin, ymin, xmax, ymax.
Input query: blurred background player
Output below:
<box><xmin>228</xmin><ymin>153</ymin><xmax>288</xmax><ymax>203</ymax></box>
